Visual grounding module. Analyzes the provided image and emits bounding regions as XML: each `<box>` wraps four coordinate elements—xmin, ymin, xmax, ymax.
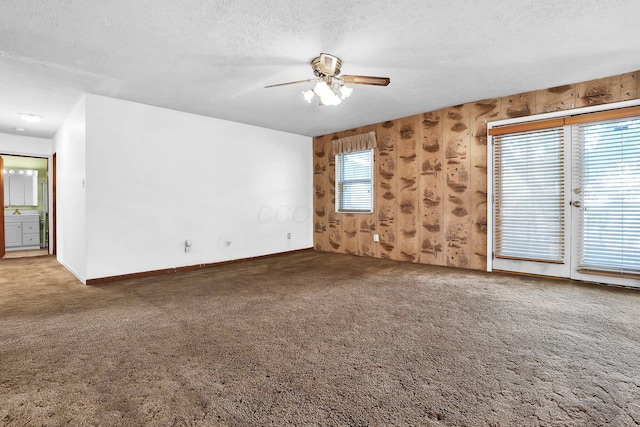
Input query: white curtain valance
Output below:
<box><xmin>332</xmin><ymin>131</ymin><xmax>377</xmax><ymax>155</ymax></box>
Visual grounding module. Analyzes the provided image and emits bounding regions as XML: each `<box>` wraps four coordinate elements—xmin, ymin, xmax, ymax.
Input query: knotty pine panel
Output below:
<box><xmin>621</xmin><ymin>71</ymin><xmax>638</xmax><ymax>101</ymax></box>
<box><xmin>325</xmin><ymin>135</ymin><xmax>341</xmax><ymax>252</ymax></box>
<box><xmin>576</xmin><ymin>76</ymin><xmax>621</xmax><ymax>108</ymax></box>
<box><xmin>355</xmin><ymin>124</ymin><xmax>378</xmax><ymax>257</ymax></box>
<box><xmin>418</xmin><ymin>110</ymin><xmax>445</xmax><ymax>265</ymax></box>
<box><xmin>396</xmin><ymin>116</ymin><xmax>420</xmax><ymax>262</ymax></box>
<box><xmin>501</xmin><ymin>91</ymin><xmax>536</xmax><ymax>119</ymax></box>
<box><xmin>535</xmin><ymin>84</ymin><xmax>576</xmax><ymax>114</ymax></box>
<box><xmin>359</xmin><ymin>213</ymin><xmax>378</xmax><ymax>257</ymax></box>
<box><xmin>327</xmin><ymin>210</ymin><xmax>342</xmax><ymax>252</ymax></box>
<box><xmin>443</xmin><ymin>105</ymin><xmax>471</xmax><ymax>269</ymax></box>
<box><xmin>313</xmin><ymin>136</ymin><xmax>328</xmax><ymax>251</ymax></box>
<box><xmin>342</xmin><ymin>214</ymin><xmax>358</xmax><ymax>255</ymax></box>
<box><xmin>469</xmin><ymin>99</ymin><xmax>500</xmax><ymax>270</ymax></box>
<box><xmin>375</xmin><ymin>120</ymin><xmax>398</xmax><ymax>260</ymax></box>
<box><xmin>332</xmin><ymin>130</ymin><xmax>358</xmax><ymax>255</ymax></box>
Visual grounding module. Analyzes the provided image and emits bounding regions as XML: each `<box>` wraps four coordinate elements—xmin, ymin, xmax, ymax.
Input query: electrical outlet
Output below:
<box><xmin>185</xmin><ymin>240</ymin><xmax>192</xmax><ymax>253</ymax></box>
<box><xmin>373</xmin><ymin>234</ymin><xmax>379</xmax><ymax>242</ymax></box>
<box><xmin>287</xmin><ymin>232</ymin><xmax>291</xmax><ymax>240</ymax></box>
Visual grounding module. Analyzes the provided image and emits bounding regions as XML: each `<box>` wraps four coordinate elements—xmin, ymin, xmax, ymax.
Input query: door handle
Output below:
<box><xmin>570</xmin><ymin>201</ymin><xmax>582</xmax><ymax>208</ymax></box>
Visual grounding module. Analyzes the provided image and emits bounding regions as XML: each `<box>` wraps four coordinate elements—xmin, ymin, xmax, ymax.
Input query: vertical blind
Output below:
<box><xmin>494</xmin><ymin>127</ymin><xmax>565</xmax><ymax>262</ymax></box>
<box><xmin>573</xmin><ymin>117</ymin><xmax>640</xmax><ymax>275</ymax></box>
<box><xmin>336</xmin><ymin>149</ymin><xmax>373</xmax><ymax>212</ymax></box>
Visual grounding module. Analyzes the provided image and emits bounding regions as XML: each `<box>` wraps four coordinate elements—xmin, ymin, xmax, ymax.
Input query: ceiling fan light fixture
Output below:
<box><xmin>314</xmin><ymin>81</ymin><xmax>331</xmax><ymax>98</ymax></box>
<box><xmin>319</xmin><ymin>83</ymin><xmax>341</xmax><ymax>105</ymax></box>
<box><xmin>319</xmin><ymin>93</ymin><xmax>341</xmax><ymax>106</ymax></box>
<box><xmin>302</xmin><ymin>89</ymin><xmax>315</xmax><ymax>103</ymax></box>
<box><xmin>302</xmin><ymin>80</ymin><xmax>350</xmax><ymax>106</ymax></box>
<box><xmin>339</xmin><ymin>84</ymin><xmax>353</xmax><ymax>100</ymax></box>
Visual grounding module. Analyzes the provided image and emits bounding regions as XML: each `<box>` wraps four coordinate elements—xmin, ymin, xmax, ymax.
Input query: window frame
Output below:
<box><xmin>335</xmin><ymin>148</ymin><xmax>374</xmax><ymax>214</ymax></box>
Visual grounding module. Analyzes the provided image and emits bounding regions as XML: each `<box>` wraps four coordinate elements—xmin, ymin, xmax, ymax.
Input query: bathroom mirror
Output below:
<box><xmin>3</xmin><ymin>169</ymin><xmax>38</xmax><ymax>206</ymax></box>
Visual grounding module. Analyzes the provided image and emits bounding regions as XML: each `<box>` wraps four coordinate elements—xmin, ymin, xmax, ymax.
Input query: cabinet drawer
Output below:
<box><xmin>23</xmin><ymin>222</ymin><xmax>39</xmax><ymax>233</ymax></box>
<box><xmin>22</xmin><ymin>233</ymin><xmax>40</xmax><ymax>245</ymax></box>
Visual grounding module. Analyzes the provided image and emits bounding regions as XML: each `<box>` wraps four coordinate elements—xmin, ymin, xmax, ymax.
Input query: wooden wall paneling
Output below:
<box><xmin>325</xmin><ymin>135</ymin><xmax>342</xmax><ymax>252</ymax></box>
<box><xmin>314</xmin><ymin>68</ymin><xmax>640</xmax><ymax>266</ymax></box>
<box><xmin>359</xmin><ymin>215</ymin><xmax>378</xmax><ymax>257</ymax></box>
<box><xmin>375</xmin><ymin>120</ymin><xmax>398</xmax><ymax>260</ymax></box>
<box><xmin>332</xmin><ymin>129</ymin><xmax>360</xmax><ymax>255</ymax></box>
<box><xmin>576</xmin><ymin>75</ymin><xmax>622</xmax><ymax>108</ymax></box>
<box><xmin>342</xmin><ymin>214</ymin><xmax>358</xmax><ymax>255</ymax></box>
<box><xmin>469</xmin><ymin>99</ymin><xmax>500</xmax><ymax>270</ymax></box>
<box><xmin>396</xmin><ymin>115</ymin><xmax>420</xmax><ymax>262</ymax></box>
<box><xmin>443</xmin><ymin>104</ymin><xmax>472</xmax><ymax>268</ymax></box>
<box><xmin>313</xmin><ymin>136</ymin><xmax>328</xmax><ymax>251</ymax></box>
<box><xmin>356</xmin><ymin>124</ymin><xmax>379</xmax><ymax>257</ymax></box>
<box><xmin>418</xmin><ymin>110</ymin><xmax>445</xmax><ymax>266</ymax></box>
<box><xmin>501</xmin><ymin>91</ymin><xmax>536</xmax><ymax>119</ymax></box>
<box><xmin>621</xmin><ymin>71</ymin><xmax>639</xmax><ymax>101</ymax></box>
<box><xmin>535</xmin><ymin>84</ymin><xmax>576</xmax><ymax>114</ymax></box>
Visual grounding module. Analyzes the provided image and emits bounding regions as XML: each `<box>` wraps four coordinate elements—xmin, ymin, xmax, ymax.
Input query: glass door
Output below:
<box><xmin>490</xmin><ymin>107</ymin><xmax>640</xmax><ymax>288</ymax></box>
<box><xmin>570</xmin><ymin>117</ymin><xmax>640</xmax><ymax>287</ymax></box>
<box><xmin>492</xmin><ymin>125</ymin><xmax>572</xmax><ymax>278</ymax></box>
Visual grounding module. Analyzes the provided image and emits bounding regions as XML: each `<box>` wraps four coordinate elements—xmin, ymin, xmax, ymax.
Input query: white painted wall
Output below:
<box><xmin>53</xmin><ymin>96</ymin><xmax>87</xmax><ymax>283</ymax></box>
<box><xmin>84</xmin><ymin>94</ymin><xmax>312</xmax><ymax>279</ymax></box>
<box><xmin>0</xmin><ymin>133</ymin><xmax>53</xmax><ymax>157</ymax></box>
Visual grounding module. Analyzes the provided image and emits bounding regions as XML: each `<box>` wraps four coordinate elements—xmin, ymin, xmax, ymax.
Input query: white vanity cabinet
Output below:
<box><xmin>4</xmin><ymin>222</ymin><xmax>22</xmax><ymax>247</ymax></box>
<box><xmin>4</xmin><ymin>214</ymin><xmax>40</xmax><ymax>250</ymax></box>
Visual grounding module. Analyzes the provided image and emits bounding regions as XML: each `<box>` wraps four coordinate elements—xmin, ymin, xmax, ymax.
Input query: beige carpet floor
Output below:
<box><xmin>1</xmin><ymin>251</ymin><xmax>639</xmax><ymax>426</ymax></box>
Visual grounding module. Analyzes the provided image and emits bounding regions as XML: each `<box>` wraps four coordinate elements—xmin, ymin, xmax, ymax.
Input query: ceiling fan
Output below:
<box><xmin>265</xmin><ymin>53</ymin><xmax>390</xmax><ymax>106</ymax></box>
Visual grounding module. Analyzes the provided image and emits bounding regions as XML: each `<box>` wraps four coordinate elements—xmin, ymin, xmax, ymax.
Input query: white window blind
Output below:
<box><xmin>336</xmin><ymin>149</ymin><xmax>373</xmax><ymax>212</ymax></box>
<box><xmin>494</xmin><ymin>127</ymin><xmax>565</xmax><ymax>262</ymax></box>
<box><xmin>574</xmin><ymin>117</ymin><xmax>640</xmax><ymax>275</ymax></box>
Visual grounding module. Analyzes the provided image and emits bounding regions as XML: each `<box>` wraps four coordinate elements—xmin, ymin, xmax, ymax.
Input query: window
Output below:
<box><xmin>574</xmin><ymin>116</ymin><xmax>640</xmax><ymax>275</ymax></box>
<box><xmin>336</xmin><ymin>149</ymin><xmax>373</xmax><ymax>213</ymax></box>
<box><xmin>493</xmin><ymin>126</ymin><xmax>566</xmax><ymax>263</ymax></box>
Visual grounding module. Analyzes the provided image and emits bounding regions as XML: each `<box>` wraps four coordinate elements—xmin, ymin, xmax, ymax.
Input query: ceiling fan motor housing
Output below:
<box><xmin>312</xmin><ymin>54</ymin><xmax>341</xmax><ymax>77</ymax></box>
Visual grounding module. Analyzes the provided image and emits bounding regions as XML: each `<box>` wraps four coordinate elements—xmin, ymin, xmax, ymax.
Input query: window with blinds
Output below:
<box><xmin>574</xmin><ymin>117</ymin><xmax>640</xmax><ymax>275</ymax></box>
<box><xmin>493</xmin><ymin>127</ymin><xmax>565</xmax><ymax>262</ymax></box>
<box><xmin>336</xmin><ymin>149</ymin><xmax>373</xmax><ymax>213</ymax></box>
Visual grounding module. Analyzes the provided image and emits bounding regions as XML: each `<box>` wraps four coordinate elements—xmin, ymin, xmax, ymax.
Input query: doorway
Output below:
<box><xmin>1</xmin><ymin>154</ymin><xmax>51</xmax><ymax>258</ymax></box>
<box><xmin>488</xmin><ymin>103</ymin><xmax>640</xmax><ymax>288</ymax></box>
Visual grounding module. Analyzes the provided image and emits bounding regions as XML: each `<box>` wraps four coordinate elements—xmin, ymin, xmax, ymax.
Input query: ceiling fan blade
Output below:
<box><xmin>342</xmin><ymin>75</ymin><xmax>390</xmax><ymax>86</ymax></box>
<box><xmin>265</xmin><ymin>79</ymin><xmax>315</xmax><ymax>88</ymax></box>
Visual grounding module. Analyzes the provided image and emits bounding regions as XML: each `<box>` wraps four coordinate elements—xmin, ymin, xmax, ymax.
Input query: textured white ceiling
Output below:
<box><xmin>1</xmin><ymin>0</ymin><xmax>640</xmax><ymax>139</ymax></box>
